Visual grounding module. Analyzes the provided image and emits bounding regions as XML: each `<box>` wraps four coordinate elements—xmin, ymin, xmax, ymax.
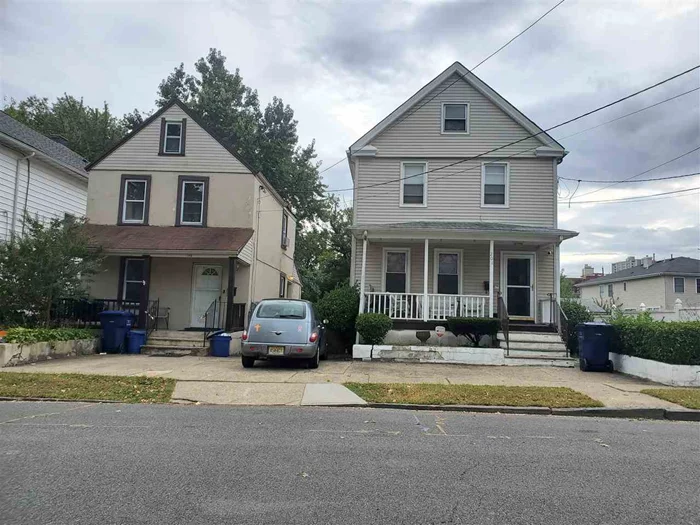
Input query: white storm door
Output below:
<box><xmin>190</xmin><ymin>264</ymin><xmax>223</xmax><ymax>327</ymax></box>
<box><xmin>504</xmin><ymin>254</ymin><xmax>535</xmax><ymax>319</ymax></box>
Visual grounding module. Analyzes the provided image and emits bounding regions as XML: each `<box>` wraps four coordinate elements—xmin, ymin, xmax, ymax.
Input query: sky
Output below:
<box><xmin>2</xmin><ymin>0</ymin><xmax>699</xmax><ymax>276</ymax></box>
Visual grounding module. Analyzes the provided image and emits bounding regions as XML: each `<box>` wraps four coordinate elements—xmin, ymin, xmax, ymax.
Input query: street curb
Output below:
<box><xmin>664</xmin><ymin>409</ymin><xmax>700</xmax><ymax>422</ymax></box>
<box><xmin>550</xmin><ymin>407</ymin><xmax>666</xmax><ymax>420</ymax></box>
<box><xmin>0</xmin><ymin>396</ymin><xmax>123</xmax><ymax>404</ymax></box>
<box><xmin>367</xmin><ymin>403</ymin><xmax>551</xmax><ymax>415</ymax></box>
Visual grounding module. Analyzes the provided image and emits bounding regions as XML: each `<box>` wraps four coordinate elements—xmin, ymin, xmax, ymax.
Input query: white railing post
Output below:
<box><xmin>489</xmin><ymin>240</ymin><xmax>495</xmax><ymax>318</ymax></box>
<box><xmin>358</xmin><ymin>233</ymin><xmax>368</xmax><ymax>315</ymax></box>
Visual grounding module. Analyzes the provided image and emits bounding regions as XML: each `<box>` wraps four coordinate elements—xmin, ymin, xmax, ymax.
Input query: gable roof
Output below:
<box><xmin>576</xmin><ymin>257</ymin><xmax>700</xmax><ymax>287</ymax></box>
<box><xmin>0</xmin><ymin>110</ymin><xmax>88</xmax><ymax>177</ymax></box>
<box><xmin>348</xmin><ymin>61</ymin><xmax>565</xmax><ymax>155</ymax></box>
<box><xmin>86</xmin><ymin>98</ymin><xmax>257</xmax><ymax>174</ymax></box>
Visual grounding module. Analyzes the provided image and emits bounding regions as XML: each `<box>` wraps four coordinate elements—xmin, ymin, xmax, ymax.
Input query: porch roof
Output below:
<box><xmin>351</xmin><ymin>221</ymin><xmax>578</xmax><ymax>242</ymax></box>
<box><xmin>84</xmin><ymin>224</ymin><xmax>254</xmax><ymax>256</ymax></box>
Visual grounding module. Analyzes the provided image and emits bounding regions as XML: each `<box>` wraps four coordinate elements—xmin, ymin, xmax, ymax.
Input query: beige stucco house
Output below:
<box><xmin>348</xmin><ymin>62</ymin><xmax>578</xmax><ymax>329</ymax></box>
<box><xmin>84</xmin><ymin>99</ymin><xmax>299</xmax><ymax>332</ymax></box>
<box><xmin>577</xmin><ymin>256</ymin><xmax>700</xmax><ymax>312</ymax></box>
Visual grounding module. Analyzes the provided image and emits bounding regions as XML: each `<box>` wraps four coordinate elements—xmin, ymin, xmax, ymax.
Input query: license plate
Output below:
<box><xmin>268</xmin><ymin>346</ymin><xmax>285</xmax><ymax>356</ymax></box>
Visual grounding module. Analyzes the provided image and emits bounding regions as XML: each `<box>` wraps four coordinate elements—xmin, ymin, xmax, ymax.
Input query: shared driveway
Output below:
<box><xmin>1</xmin><ymin>354</ymin><xmax>685</xmax><ymax>408</ymax></box>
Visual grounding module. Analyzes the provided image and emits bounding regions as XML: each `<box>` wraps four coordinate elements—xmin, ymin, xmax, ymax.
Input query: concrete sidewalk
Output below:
<box><xmin>1</xmin><ymin>354</ymin><xmax>689</xmax><ymax>409</ymax></box>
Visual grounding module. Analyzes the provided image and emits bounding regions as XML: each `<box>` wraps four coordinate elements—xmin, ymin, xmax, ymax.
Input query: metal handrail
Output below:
<box><xmin>497</xmin><ymin>293</ymin><xmax>509</xmax><ymax>356</ymax></box>
<box><xmin>146</xmin><ymin>298</ymin><xmax>159</xmax><ymax>339</ymax></box>
<box><xmin>557</xmin><ymin>300</ymin><xmax>570</xmax><ymax>358</ymax></box>
<box><xmin>202</xmin><ymin>297</ymin><xmax>219</xmax><ymax>346</ymax></box>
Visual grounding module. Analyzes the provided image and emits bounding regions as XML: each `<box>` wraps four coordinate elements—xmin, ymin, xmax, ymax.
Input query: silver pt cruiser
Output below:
<box><xmin>241</xmin><ymin>299</ymin><xmax>327</xmax><ymax>369</ymax></box>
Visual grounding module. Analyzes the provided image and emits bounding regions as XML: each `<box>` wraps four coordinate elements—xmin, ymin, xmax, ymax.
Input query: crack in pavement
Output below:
<box><xmin>0</xmin><ymin>403</ymin><xmax>96</xmax><ymax>425</ymax></box>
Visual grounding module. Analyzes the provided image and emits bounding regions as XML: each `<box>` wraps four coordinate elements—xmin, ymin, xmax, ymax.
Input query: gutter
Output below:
<box><xmin>575</xmin><ymin>271</ymin><xmax>700</xmax><ymax>288</ymax></box>
<box><xmin>10</xmin><ymin>151</ymin><xmax>35</xmax><ymax>240</ymax></box>
<box><xmin>0</xmin><ymin>133</ymin><xmax>88</xmax><ymax>182</ymax></box>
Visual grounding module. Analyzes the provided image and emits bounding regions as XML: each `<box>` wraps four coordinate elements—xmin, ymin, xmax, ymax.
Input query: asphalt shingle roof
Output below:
<box><xmin>576</xmin><ymin>256</ymin><xmax>700</xmax><ymax>287</ymax></box>
<box><xmin>0</xmin><ymin>110</ymin><xmax>88</xmax><ymax>173</ymax></box>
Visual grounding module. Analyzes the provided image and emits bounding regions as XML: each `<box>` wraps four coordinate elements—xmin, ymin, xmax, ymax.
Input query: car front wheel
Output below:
<box><xmin>242</xmin><ymin>356</ymin><xmax>256</xmax><ymax>368</ymax></box>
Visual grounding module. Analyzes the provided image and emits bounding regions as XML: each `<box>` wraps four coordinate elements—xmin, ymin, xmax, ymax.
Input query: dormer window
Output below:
<box><xmin>442</xmin><ymin>103</ymin><xmax>469</xmax><ymax>133</ymax></box>
<box><xmin>159</xmin><ymin>118</ymin><xmax>187</xmax><ymax>156</ymax></box>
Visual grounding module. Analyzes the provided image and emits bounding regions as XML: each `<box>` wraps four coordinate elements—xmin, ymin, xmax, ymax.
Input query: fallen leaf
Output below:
<box><xmin>300</xmin><ymin>472</ymin><xmax>309</xmax><ymax>478</ymax></box>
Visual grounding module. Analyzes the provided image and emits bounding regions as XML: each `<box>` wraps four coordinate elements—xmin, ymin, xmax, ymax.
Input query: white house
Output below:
<box><xmin>0</xmin><ymin>111</ymin><xmax>88</xmax><ymax>241</ymax></box>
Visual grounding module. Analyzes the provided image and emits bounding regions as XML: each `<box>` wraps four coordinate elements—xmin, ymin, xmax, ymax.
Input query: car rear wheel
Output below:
<box><xmin>307</xmin><ymin>348</ymin><xmax>320</xmax><ymax>369</ymax></box>
<box><xmin>241</xmin><ymin>356</ymin><xmax>256</xmax><ymax>368</ymax></box>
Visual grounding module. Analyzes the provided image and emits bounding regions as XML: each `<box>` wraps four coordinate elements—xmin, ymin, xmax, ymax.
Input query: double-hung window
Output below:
<box><xmin>177</xmin><ymin>176</ymin><xmax>208</xmax><ymax>226</ymax></box>
<box><xmin>674</xmin><ymin>277</ymin><xmax>685</xmax><ymax>293</ymax></box>
<box><xmin>401</xmin><ymin>162</ymin><xmax>427</xmax><ymax>206</ymax></box>
<box><xmin>482</xmin><ymin>162</ymin><xmax>509</xmax><ymax>207</ymax></box>
<box><xmin>435</xmin><ymin>251</ymin><xmax>461</xmax><ymax>295</ymax></box>
<box><xmin>384</xmin><ymin>249</ymin><xmax>410</xmax><ymax>293</ymax></box>
<box><xmin>159</xmin><ymin>118</ymin><xmax>186</xmax><ymax>155</ymax></box>
<box><xmin>599</xmin><ymin>285</ymin><xmax>605</xmax><ymax>298</ymax></box>
<box><xmin>442</xmin><ymin>103</ymin><xmax>469</xmax><ymax>133</ymax></box>
<box><xmin>281</xmin><ymin>213</ymin><xmax>289</xmax><ymax>249</ymax></box>
<box><xmin>122</xmin><ymin>258</ymin><xmax>145</xmax><ymax>303</ymax></box>
<box><xmin>607</xmin><ymin>283</ymin><xmax>614</xmax><ymax>298</ymax></box>
<box><xmin>279</xmin><ymin>274</ymin><xmax>287</xmax><ymax>298</ymax></box>
<box><xmin>120</xmin><ymin>176</ymin><xmax>150</xmax><ymax>224</ymax></box>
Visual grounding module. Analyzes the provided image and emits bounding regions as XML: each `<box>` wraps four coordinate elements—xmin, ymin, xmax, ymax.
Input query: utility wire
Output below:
<box><xmin>318</xmin><ymin>0</ymin><xmax>569</xmax><ymax>175</ymax></box>
<box><xmin>559</xmin><ymin>172</ymin><xmax>700</xmax><ymax>184</ymax></box>
<box><xmin>561</xmin><ymin>186</ymin><xmax>699</xmax><ymax>204</ymax></box>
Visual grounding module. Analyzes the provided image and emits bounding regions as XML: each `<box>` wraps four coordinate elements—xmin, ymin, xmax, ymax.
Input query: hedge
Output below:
<box><xmin>561</xmin><ymin>300</ymin><xmax>594</xmax><ymax>355</ymax></box>
<box><xmin>610</xmin><ymin>316</ymin><xmax>700</xmax><ymax>366</ymax></box>
<box><xmin>3</xmin><ymin>328</ymin><xmax>96</xmax><ymax>345</ymax></box>
<box><xmin>356</xmin><ymin>313</ymin><xmax>392</xmax><ymax>347</ymax></box>
<box><xmin>446</xmin><ymin>317</ymin><xmax>500</xmax><ymax>346</ymax></box>
<box><xmin>316</xmin><ymin>285</ymin><xmax>360</xmax><ymax>352</ymax></box>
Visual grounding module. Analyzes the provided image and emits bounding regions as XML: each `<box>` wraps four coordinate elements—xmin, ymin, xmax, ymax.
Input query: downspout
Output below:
<box><xmin>10</xmin><ymin>151</ymin><xmax>35</xmax><ymax>240</ymax></box>
<box><xmin>21</xmin><ymin>157</ymin><xmax>32</xmax><ymax>236</ymax></box>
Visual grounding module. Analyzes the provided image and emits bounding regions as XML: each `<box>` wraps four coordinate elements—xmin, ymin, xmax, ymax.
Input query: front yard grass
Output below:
<box><xmin>345</xmin><ymin>383</ymin><xmax>603</xmax><ymax>408</ymax></box>
<box><xmin>0</xmin><ymin>372</ymin><xmax>175</xmax><ymax>403</ymax></box>
<box><xmin>641</xmin><ymin>388</ymin><xmax>700</xmax><ymax>410</ymax></box>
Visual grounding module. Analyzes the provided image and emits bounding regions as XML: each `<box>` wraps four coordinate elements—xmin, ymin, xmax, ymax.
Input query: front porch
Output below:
<box><xmin>353</xmin><ymin>222</ymin><xmax>576</xmax><ymax>324</ymax></box>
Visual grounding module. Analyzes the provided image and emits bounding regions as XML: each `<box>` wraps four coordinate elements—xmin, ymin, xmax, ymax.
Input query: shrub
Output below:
<box><xmin>446</xmin><ymin>317</ymin><xmax>500</xmax><ymax>346</ymax></box>
<box><xmin>4</xmin><ymin>328</ymin><xmax>96</xmax><ymax>345</ymax></box>
<box><xmin>561</xmin><ymin>300</ymin><xmax>594</xmax><ymax>355</ymax></box>
<box><xmin>316</xmin><ymin>285</ymin><xmax>360</xmax><ymax>352</ymax></box>
<box><xmin>356</xmin><ymin>313</ymin><xmax>392</xmax><ymax>347</ymax></box>
<box><xmin>609</xmin><ymin>316</ymin><xmax>700</xmax><ymax>365</ymax></box>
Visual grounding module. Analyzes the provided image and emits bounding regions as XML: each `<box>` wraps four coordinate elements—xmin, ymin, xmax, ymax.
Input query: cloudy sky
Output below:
<box><xmin>2</xmin><ymin>0</ymin><xmax>699</xmax><ymax>276</ymax></box>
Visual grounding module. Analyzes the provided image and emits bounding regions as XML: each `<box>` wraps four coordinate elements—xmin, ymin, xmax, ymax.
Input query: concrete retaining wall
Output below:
<box><xmin>354</xmin><ymin>344</ymin><xmax>504</xmax><ymax>365</ymax></box>
<box><xmin>0</xmin><ymin>338</ymin><xmax>100</xmax><ymax>367</ymax></box>
<box><xmin>610</xmin><ymin>352</ymin><xmax>700</xmax><ymax>387</ymax></box>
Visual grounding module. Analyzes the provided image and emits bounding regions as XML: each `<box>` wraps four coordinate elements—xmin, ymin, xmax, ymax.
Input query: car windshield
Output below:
<box><xmin>256</xmin><ymin>301</ymin><xmax>306</xmax><ymax>319</ymax></box>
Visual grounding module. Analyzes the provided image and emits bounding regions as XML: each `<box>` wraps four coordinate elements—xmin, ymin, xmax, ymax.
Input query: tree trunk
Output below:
<box><xmin>44</xmin><ymin>294</ymin><xmax>52</xmax><ymax>327</ymax></box>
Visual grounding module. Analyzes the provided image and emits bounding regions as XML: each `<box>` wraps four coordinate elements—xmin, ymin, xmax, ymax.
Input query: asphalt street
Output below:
<box><xmin>0</xmin><ymin>401</ymin><xmax>698</xmax><ymax>525</ymax></box>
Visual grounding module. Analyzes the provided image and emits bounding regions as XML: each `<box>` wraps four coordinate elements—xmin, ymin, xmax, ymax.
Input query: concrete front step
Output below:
<box><xmin>148</xmin><ymin>330</ymin><xmax>205</xmax><ymax>341</ymax></box>
<box><xmin>498</xmin><ymin>331</ymin><xmax>563</xmax><ymax>343</ymax></box>
<box><xmin>141</xmin><ymin>345</ymin><xmax>208</xmax><ymax>357</ymax></box>
<box><xmin>502</xmin><ymin>341</ymin><xmax>567</xmax><ymax>352</ymax></box>
<box><xmin>506</xmin><ymin>349</ymin><xmax>570</xmax><ymax>359</ymax></box>
<box><xmin>142</xmin><ymin>338</ymin><xmax>207</xmax><ymax>348</ymax></box>
<box><xmin>504</xmin><ymin>355</ymin><xmax>576</xmax><ymax>367</ymax></box>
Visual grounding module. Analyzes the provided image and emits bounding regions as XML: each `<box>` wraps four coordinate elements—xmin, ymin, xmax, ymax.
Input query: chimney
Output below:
<box><xmin>48</xmin><ymin>135</ymin><xmax>69</xmax><ymax>147</ymax></box>
<box><xmin>671</xmin><ymin>254</ymin><xmax>674</xmax><ymax>260</ymax></box>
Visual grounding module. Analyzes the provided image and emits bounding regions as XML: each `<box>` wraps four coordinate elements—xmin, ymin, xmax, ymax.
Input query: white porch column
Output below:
<box><xmin>358</xmin><ymin>232</ymin><xmax>368</xmax><ymax>315</ymax></box>
<box><xmin>489</xmin><ymin>240</ymin><xmax>495</xmax><ymax>317</ymax></box>
<box><xmin>554</xmin><ymin>243</ymin><xmax>561</xmax><ymax>327</ymax></box>
<box><xmin>423</xmin><ymin>238</ymin><xmax>429</xmax><ymax>321</ymax></box>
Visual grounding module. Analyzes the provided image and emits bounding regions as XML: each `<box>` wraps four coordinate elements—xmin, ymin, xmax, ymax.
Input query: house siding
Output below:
<box><xmin>92</xmin><ymin>106</ymin><xmax>251</xmax><ymax>173</ymax></box>
<box><xmin>0</xmin><ymin>144</ymin><xmax>87</xmax><ymax>241</ymax></box>
<box><xmin>369</xmin><ymin>73</ymin><xmax>544</xmax><ymax>158</ymax></box>
<box><xmin>578</xmin><ymin>276</ymin><xmax>667</xmax><ymax>310</ymax></box>
<box><xmin>355</xmin><ymin>156</ymin><xmax>555</xmax><ymax>226</ymax></box>
<box><xmin>663</xmin><ymin>275</ymin><xmax>700</xmax><ymax>310</ymax></box>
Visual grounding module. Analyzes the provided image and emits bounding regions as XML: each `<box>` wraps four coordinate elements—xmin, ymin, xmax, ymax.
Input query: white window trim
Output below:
<box><xmin>163</xmin><ymin>120</ymin><xmax>183</xmax><ymax>154</ymax></box>
<box><xmin>481</xmin><ymin>161</ymin><xmax>510</xmax><ymax>208</ymax></box>
<box><xmin>179</xmin><ymin>180</ymin><xmax>205</xmax><ymax>225</ymax></box>
<box><xmin>122</xmin><ymin>179</ymin><xmax>147</xmax><ymax>224</ymax></box>
<box><xmin>607</xmin><ymin>283</ymin><xmax>614</xmax><ymax>298</ymax></box>
<box><xmin>399</xmin><ymin>161</ymin><xmax>428</xmax><ymax>208</ymax></box>
<box><xmin>674</xmin><ymin>277</ymin><xmax>685</xmax><ymax>294</ymax></box>
<box><xmin>433</xmin><ymin>249</ymin><xmax>463</xmax><ymax>295</ymax></box>
<box><xmin>441</xmin><ymin>102</ymin><xmax>470</xmax><ymax>134</ymax></box>
<box><xmin>381</xmin><ymin>247</ymin><xmax>411</xmax><ymax>293</ymax></box>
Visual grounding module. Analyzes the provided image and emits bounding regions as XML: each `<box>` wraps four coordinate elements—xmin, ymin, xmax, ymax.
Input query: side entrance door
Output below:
<box><xmin>503</xmin><ymin>254</ymin><xmax>535</xmax><ymax>319</ymax></box>
<box><xmin>190</xmin><ymin>264</ymin><xmax>223</xmax><ymax>328</ymax></box>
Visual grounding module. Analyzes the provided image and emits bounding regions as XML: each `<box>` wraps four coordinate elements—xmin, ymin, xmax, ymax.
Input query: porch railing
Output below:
<box><xmin>50</xmin><ymin>298</ymin><xmax>157</xmax><ymax>328</ymax></box>
<box><xmin>146</xmin><ymin>298</ymin><xmax>159</xmax><ymax>339</ymax></box>
<box><xmin>362</xmin><ymin>292</ymin><xmax>488</xmax><ymax>321</ymax></box>
<box><xmin>202</xmin><ymin>299</ymin><xmax>246</xmax><ymax>344</ymax></box>
<box><xmin>497</xmin><ymin>293</ymin><xmax>509</xmax><ymax>356</ymax></box>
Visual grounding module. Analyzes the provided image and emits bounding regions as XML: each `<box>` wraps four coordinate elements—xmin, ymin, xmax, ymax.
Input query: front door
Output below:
<box><xmin>190</xmin><ymin>264</ymin><xmax>223</xmax><ymax>327</ymax></box>
<box><xmin>504</xmin><ymin>254</ymin><xmax>535</xmax><ymax>319</ymax></box>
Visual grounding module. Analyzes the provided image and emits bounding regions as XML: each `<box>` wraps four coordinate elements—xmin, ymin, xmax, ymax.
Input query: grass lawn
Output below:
<box><xmin>345</xmin><ymin>383</ymin><xmax>603</xmax><ymax>408</ymax></box>
<box><xmin>641</xmin><ymin>388</ymin><xmax>700</xmax><ymax>410</ymax></box>
<box><xmin>0</xmin><ymin>372</ymin><xmax>175</xmax><ymax>403</ymax></box>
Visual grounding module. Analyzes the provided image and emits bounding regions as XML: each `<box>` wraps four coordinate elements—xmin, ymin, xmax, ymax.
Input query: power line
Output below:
<box><xmin>560</xmin><ymin>186</ymin><xmax>699</xmax><ymax>205</ymax></box>
<box><xmin>570</xmin><ymin>145</ymin><xmax>700</xmax><ymax>200</ymax></box>
<box><xmin>262</xmin><ymin>84</ymin><xmax>700</xmax><ymax>202</ymax></box>
<box><xmin>559</xmin><ymin>172</ymin><xmax>700</xmax><ymax>184</ymax></box>
<box><xmin>318</xmin><ymin>0</ymin><xmax>569</xmax><ymax>175</ymax></box>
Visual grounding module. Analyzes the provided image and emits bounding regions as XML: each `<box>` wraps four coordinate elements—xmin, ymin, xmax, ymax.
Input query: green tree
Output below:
<box><xmin>560</xmin><ymin>271</ymin><xmax>577</xmax><ymax>299</ymax></box>
<box><xmin>3</xmin><ymin>95</ymin><xmax>128</xmax><ymax>163</ymax></box>
<box><xmin>0</xmin><ymin>215</ymin><xmax>103</xmax><ymax>327</ymax></box>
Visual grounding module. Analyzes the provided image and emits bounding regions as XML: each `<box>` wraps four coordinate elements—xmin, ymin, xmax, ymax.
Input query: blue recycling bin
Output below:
<box><xmin>209</xmin><ymin>332</ymin><xmax>232</xmax><ymax>357</ymax></box>
<box><xmin>577</xmin><ymin>322</ymin><xmax>614</xmax><ymax>372</ymax></box>
<box><xmin>99</xmin><ymin>311</ymin><xmax>135</xmax><ymax>354</ymax></box>
<box><xmin>127</xmin><ymin>330</ymin><xmax>147</xmax><ymax>354</ymax></box>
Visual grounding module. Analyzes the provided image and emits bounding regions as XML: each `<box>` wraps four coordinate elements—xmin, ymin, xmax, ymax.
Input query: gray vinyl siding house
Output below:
<box><xmin>348</xmin><ymin>62</ymin><xmax>577</xmax><ymax>325</ymax></box>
